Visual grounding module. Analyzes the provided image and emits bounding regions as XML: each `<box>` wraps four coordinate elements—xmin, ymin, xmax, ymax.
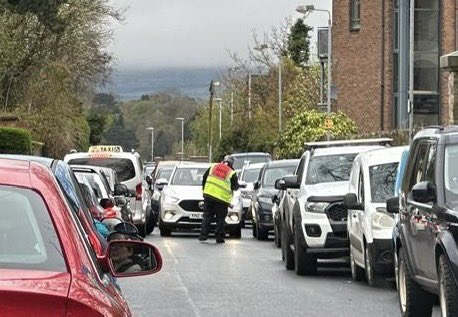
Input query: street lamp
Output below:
<box><xmin>145</xmin><ymin>127</ymin><xmax>154</xmax><ymax>162</ymax></box>
<box><xmin>208</xmin><ymin>80</ymin><xmax>221</xmax><ymax>162</ymax></box>
<box><xmin>254</xmin><ymin>44</ymin><xmax>283</xmax><ymax>132</ymax></box>
<box><xmin>296</xmin><ymin>4</ymin><xmax>332</xmax><ymax>115</ymax></box>
<box><xmin>175</xmin><ymin>117</ymin><xmax>184</xmax><ymax>161</ymax></box>
<box><xmin>214</xmin><ymin>97</ymin><xmax>223</xmax><ymax>139</ymax></box>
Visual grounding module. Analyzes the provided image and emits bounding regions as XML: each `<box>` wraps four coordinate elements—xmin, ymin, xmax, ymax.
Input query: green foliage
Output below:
<box><xmin>286</xmin><ymin>19</ymin><xmax>312</xmax><ymax>68</ymax></box>
<box><xmin>87</xmin><ymin>109</ymin><xmax>109</xmax><ymax>145</ymax></box>
<box><xmin>0</xmin><ymin>126</ymin><xmax>32</xmax><ymax>154</ymax></box>
<box><xmin>104</xmin><ymin>115</ymin><xmax>138</xmax><ymax>152</ymax></box>
<box><xmin>277</xmin><ymin>110</ymin><xmax>358</xmax><ymax>159</ymax></box>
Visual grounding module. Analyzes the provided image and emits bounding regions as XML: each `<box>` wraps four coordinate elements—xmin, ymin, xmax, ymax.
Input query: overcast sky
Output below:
<box><xmin>108</xmin><ymin>0</ymin><xmax>332</xmax><ymax>69</ymax></box>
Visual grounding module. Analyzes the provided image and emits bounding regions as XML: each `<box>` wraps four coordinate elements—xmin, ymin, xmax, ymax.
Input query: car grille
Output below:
<box><xmin>325</xmin><ymin>202</ymin><xmax>347</xmax><ymax>222</ymax></box>
<box><xmin>179</xmin><ymin>200</ymin><xmax>204</xmax><ymax>212</ymax></box>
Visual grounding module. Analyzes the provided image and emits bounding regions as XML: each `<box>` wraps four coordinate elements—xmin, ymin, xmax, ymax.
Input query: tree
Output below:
<box><xmin>286</xmin><ymin>18</ymin><xmax>312</xmax><ymax>68</ymax></box>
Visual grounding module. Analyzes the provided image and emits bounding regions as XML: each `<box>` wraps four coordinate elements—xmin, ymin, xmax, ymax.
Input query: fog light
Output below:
<box><xmin>230</xmin><ymin>214</ymin><xmax>239</xmax><ymax>222</ymax></box>
<box><xmin>305</xmin><ymin>224</ymin><xmax>321</xmax><ymax>237</ymax></box>
<box><xmin>164</xmin><ymin>211</ymin><xmax>175</xmax><ymax>220</ymax></box>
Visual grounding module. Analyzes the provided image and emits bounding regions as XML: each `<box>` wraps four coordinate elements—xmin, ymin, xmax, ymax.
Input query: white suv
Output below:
<box><xmin>344</xmin><ymin>146</ymin><xmax>406</xmax><ymax>285</ymax></box>
<box><xmin>64</xmin><ymin>145</ymin><xmax>153</xmax><ymax>237</ymax></box>
<box><xmin>278</xmin><ymin>139</ymin><xmax>390</xmax><ymax>275</ymax></box>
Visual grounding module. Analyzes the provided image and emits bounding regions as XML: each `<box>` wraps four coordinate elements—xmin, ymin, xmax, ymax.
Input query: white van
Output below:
<box><xmin>344</xmin><ymin>146</ymin><xmax>407</xmax><ymax>285</ymax></box>
<box><xmin>64</xmin><ymin>145</ymin><xmax>153</xmax><ymax>237</ymax></box>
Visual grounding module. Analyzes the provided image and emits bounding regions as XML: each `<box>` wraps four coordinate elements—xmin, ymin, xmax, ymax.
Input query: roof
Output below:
<box><xmin>304</xmin><ymin>138</ymin><xmax>392</xmax><ymax>149</ymax></box>
<box><xmin>312</xmin><ymin>145</ymin><xmax>385</xmax><ymax>157</ymax></box>
<box><xmin>0</xmin><ymin>154</ymin><xmax>54</xmax><ymax>168</ymax></box>
<box><xmin>356</xmin><ymin>146</ymin><xmax>409</xmax><ymax>167</ymax></box>
<box><xmin>241</xmin><ymin>162</ymin><xmax>265</xmax><ymax>170</ymax></box>
<box><xmin>265</xmin><ymin>159</ymin><xmax>300</xmax><ymax>168</ymax></box>
<box><xmin>228</xmin><ymin>152</ymin><xmax>272</xmax><ymax>157</ymax></box>
<box><xmin>175</xmin><ymin>162</ymin><xmax>210</xmax><ymax>169</ymax></box>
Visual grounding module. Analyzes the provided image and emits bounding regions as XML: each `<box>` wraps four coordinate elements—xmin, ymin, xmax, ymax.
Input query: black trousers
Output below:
<box><xmin>200</xmin><ymin>198</ymin><xmax>228</xmax><ymax>239</ymax></box>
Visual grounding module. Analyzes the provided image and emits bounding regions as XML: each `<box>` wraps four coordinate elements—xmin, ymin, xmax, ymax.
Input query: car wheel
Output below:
<box><xmin>439</xmin><ymin>254</ymin><xmax>458</xmax><ymax>317</ymax></box>
<box><xmin>365</xmin><ymin>243</ymin><xmax>375</xmax><ymax>286</ymax></box>
<box><xmin>281</xmin><ymin>220</ymin><xmax>294</xmax><ymax>270</ymax></box>
<box><xmin>394</xmin><ymin>249</ymin><xmax>399</xmax><ymax>290</ymax></box>
<box><xmin>257</xmin><ymin>224</ymin><xmax>268</xmax><ymax>241</ymax></box>
<box><xmin>136</xmin><ymin>222</ymin><xmax>148</xmax><ymax>238</ymax></box>
<box><xmin>350</xmin><ymin>244</ymin><xmax>364</xmax><ymax>281</ymax></box>
<box><xmin>252</xmin><ymin>219</ymin><xmax>257</xmax><ymax>238</ymax></box>
<box><xmin>294</xmin><ymin>221</ymin><xmax>317</xmax><ymax>276</ymax></box>
<box><xmin>397</xmin><ymin>246</ymin><xmax>434</xmax><ymax>317</ymax></box>
<box><xmin>229</xmin><ymin>226</ymin><xmax>242</xmax><ymax>239</ymax></box>
<box><xmin>274</xmin><ymin>221</ymin><xmax>281</xmax><ymax>248</ymax></box>
<box><xmin>145</xmin><ymin>207</ymin><xmax>155</xmax><ymax>235</ymax></box>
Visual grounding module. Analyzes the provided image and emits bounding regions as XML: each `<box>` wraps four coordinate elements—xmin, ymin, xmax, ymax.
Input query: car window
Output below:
<box><xmin>406</xmin><ymin>142</ymin><xmax>429</xmax><ymax>192</ymax></box>
<box><xmin>369</xmin><ymin>162</ymin><xmax>398</xmax><ymax>203</ymax></box>
<box><xmin>0</xmin><ymin>185</ymin><xmax>66</xmax><ymax>272</ymax></box>
<box><xmin>358</xmin><ymin>169</ymin><xmax>365</xmax><ymax>204</ymax></box>
<box><xmin>74</xmin><ymin>172</ymin><xmax>109</xmax><ymax>199</ymax></box>
<box><xmin>171</xmin><ymin>167</ymin><xmax>207</xmax><ymax>186</ymax></box>
<box><xmin>262</xmin><ymin>165</ymin><xmax>298</xmax><ymax>187</ymax></box>
<box><xmin>306</xmin><ymin>153</ymin><xmax>357</xmax><ymax>184</ymax></box>
<box><xmin>242</xmin><ymin>168</ymin><xmax>261</xmax><ymax>183</ymax></box>
<box><xmin>68</xmin><ymin>158</ymin><xmax>136</xmax><ymax>182</ymax></box>
<box><xmin>444</xmin><ymin>144</ymin><xmax>458</xmax><ymax>208</ymax></box>
<box><xmin>156</xmin><ymin>167</ymin><xmax>173</xmax><ymax>181</ymax></box>
<box><xmin>296</xmin><ymin>156</ymin><xmax>307</xmax><ymax>184</ymax></box>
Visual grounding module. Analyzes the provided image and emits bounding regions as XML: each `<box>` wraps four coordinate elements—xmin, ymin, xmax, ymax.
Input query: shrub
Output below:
<box><xmin>0</xmin><ymin>127</ymin><xmax>32</xmax><ymax>154</ymax></box>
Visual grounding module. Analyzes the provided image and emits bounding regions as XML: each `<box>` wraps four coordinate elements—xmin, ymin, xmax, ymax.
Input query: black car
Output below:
<box><xmin>387</xmin><ymin>126</ymin><xmax>458</xmax><ymax>317</ymax></box>
<box><xmin>251</xmin><ymin>159</ymin><xmax>299</xmax><ymax>240</ymax></box>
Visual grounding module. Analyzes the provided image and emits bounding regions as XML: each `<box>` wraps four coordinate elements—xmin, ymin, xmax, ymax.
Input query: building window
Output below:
<box><xmin>350</xmin><ymin>0</ymin><xmax>361</xmax><ymax>30</ymax></box>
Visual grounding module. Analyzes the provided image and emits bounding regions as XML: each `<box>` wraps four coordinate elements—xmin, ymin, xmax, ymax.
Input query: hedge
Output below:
<box><xmin>0</xmin><ymin>127</ymin><xmax>32</xmax><ymax>154</ymax></box>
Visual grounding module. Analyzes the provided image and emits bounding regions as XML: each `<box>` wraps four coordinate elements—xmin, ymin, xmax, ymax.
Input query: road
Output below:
<box><xmin>119</xmin><ymin>229</ymin><xmax>440</xmax><ymax>317</ymax></box>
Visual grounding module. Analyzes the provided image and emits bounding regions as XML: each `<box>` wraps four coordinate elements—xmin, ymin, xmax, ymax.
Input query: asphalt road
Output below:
<box><xmin>118</xmin><ymin>229</ymin><xmax>440</xmax><ymax>317</ymax></box>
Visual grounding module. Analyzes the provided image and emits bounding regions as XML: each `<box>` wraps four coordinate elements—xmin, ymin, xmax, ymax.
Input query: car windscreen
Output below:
<box><xmin>0</xmin><ymin>185</ymin><xmax>67</xmax><ymax>272</ymax></box>
<box><xmin>74</xmin><ymin>172</ymin><xmax>109</xmax><ymax>200</ymax></box>
<box><xmin>233</xmin><ymin>156</ymin><xmax>270</xmax><ymax>170</ymax></box>
<box><xmin>242</xmin><ymin>168</ymin><xmax>261</xmax><ymax>183</ymax></box>
<box><xmin>444</xmin><ymin>145</ymin><xmax>458</xmax><ymax>208</ymax></box>
<box><xmin>156</xmin><ymin>167</ymin><xmax>173</xmax><ymax>181</ymax></box>
<box><xmin>170</xmin><ymin>167</ymin><xmax>207</xmax><ymax>186</ymax></box>
<box><xmin>262</xmin><ymin>165</ymin><xmax>297</xmax><ymax>187</ymax></box>
<box><xmin>369</xmin><ymin>162</ymin><xmax>398</xmax><ymax>203</ymax></box>
<box><xmin>306</xmin><ymin>154</ymin><xmax>357</xmax><ymax>185</ymax></box>
<box><xmin>68</xmin><ymin>158</ymin><xmax>135</xmax><ymax>182</ymax></box>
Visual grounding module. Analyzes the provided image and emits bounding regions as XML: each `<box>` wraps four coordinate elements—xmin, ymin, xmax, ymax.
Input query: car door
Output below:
<box><xmin>348</xmin><ymin>160</ymin><xmax>365</xmax><ymax>263</ymax></box>
<box><xmin>402</xmin><ymin>140</ymin><xmax>436</xmax><ymax>278</ymax></box>
<box><xmin>286</xmin><ymin>154</ymin><xmax>307</xmax><ymax>230</ymax></box>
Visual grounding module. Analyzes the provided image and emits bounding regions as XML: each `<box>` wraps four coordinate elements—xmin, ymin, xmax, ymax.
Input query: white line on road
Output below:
<box><xmin>163</xmin><ymin>239</ymin><xmax>202</xmax><ymax>317</ymax></box>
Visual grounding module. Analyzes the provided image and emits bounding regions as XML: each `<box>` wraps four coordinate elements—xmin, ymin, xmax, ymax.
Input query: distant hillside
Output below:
<box><xmin>105</xmin><ymin>67</ymin><xmax>224</xmax><ymax>101</ymax></box>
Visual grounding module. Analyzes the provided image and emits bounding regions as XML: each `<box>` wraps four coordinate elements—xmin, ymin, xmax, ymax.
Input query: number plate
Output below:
<box><xmin>189</xmin><ymin>212</ymin><xmax>203</xmax><ymax>219</ymax></box>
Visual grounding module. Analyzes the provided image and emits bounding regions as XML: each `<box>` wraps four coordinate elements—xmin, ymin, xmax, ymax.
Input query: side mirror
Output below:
<box><xmin>253</xmin><ymin>181</ymin><xmax>260</xmax><ymax>190</ymax></box>
<box><xmin>386</xmin><ymin>196</ymin><xmax>400</xmax><ymax>214</ymax></box>
<box><xmin>412</xmin><ymin>181</ymin><xmax>436</xmax><ymax>203</ymax></box>
<box><xmin>155</xmin><ymin>178</ymin><xmax>168</xmax><ymax>191</ymax></box>
<box><xmin>100</xmin><ymin>198</ymin><xmax>114</xmax><ymax>209</ymax></box>
<box><xmin>271</xmin><ymin>194</ymin><xmax>279</xmax><ymax>204</ymax></box>
<box><xmin>113</xmin><ymin>222</ymin><xmax>139</xmax><ymax>235</ymax></box>
<box><xmin>114</xmin><ymin>184</ymin><xmax>128</xmax><ymax>196</ymax></box>
<box><xmin>238</xmin><ymin>181</ymin><xmax>248</xmax><ymax>189</ymax></box>
<box><xmin>146</xmin><ymin>176</ymin><xmax>152</xmax><ymax>185</ymax></box>
<box><xmin>275</xmin><ymin>179</ymin><xmax>286</xmax><ymax>190</ymax></box>
<box><xmin>343</xmin><ymin>193</ymin><xmax>364</xmax><ymax>210</ymax></box>
<box><xmin>106</xmin><ymin>240</ymin><xmax>162</xmax><ymax>277</ymax></box>
<box><xmin>283</xmin><ymin>175</ymin><xmax>300</xmax><ymax>189</ymax></box>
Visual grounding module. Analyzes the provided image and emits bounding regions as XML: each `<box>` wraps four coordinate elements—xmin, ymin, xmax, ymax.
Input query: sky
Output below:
<box><xmin>108</xmin><ymin>0</ymin><xmax>332</xmax><ymax>70</ymax></box>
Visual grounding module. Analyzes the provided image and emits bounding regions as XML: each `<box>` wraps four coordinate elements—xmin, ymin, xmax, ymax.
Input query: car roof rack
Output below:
<box><xmin>304</xmin><ymin>138</ymin><xmax>393</xmax><ymax>151</ymax></box>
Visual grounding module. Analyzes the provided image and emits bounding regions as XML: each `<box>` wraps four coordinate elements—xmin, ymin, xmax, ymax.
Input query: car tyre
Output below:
<box><xmin>145</xmin><ymin>207</ymin><xmax>155</xmax><ymax>235</ymax></box>
<box><xmin>365</xmin><ymin>243</ymin><xmax>376</xmax><ymax>286</ymax></box>
<box><xmin>136</xmin><ymin>222</ymin><xmax>148</xmax><ymax>238</ymax></box>
<box><xmin>274</xmin><ymin>221</ymin><xmax>281</xmax><ymax>248</ymax></box>
<box><xmin>439</xmin><ymin>254</ymin><xmax>458</xmax><ymax>317</ymax></box>
<box><xmin>158</xmin><ymin>219</ymin><xmax>171</xmax><ymax>237</ymax></box>
<box><xmin>257</xmin><ymin>224</ymin><xmax>268</xmax><ymax>241</ymax></box>
<box><xmin>229</xmin><ymin>226</ymin><xmax>242</xmax><ymax>239</ymax></box>
<box><xmin>397</xmin><ymin>246</ymin><xmax>434</xmax><ymax>317</ymax></box>
<box><xmin>294</xmin><ymin>221</ymin><xmax>317</xmax><ymax>276</ymax></box>
<box><xmin>252</xmin><ymin>219</ymin><xmax>257</xmax><ymax>238</ymax></box>
<box><xmin>350</xmin><ymin>244</ymin><xmax>364</xmax><ymax>281</ymax></box>
<box><xmin>281</xmin><ymin>220</ymin><xmax>294</xmax><ymax>270</ymax></box>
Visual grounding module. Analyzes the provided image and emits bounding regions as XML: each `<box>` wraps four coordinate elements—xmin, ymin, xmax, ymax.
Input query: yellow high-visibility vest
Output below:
<box><xmin>203</xmin><ymin>163</ymin><xmax>235</xmax><ymax>204</ymax></box>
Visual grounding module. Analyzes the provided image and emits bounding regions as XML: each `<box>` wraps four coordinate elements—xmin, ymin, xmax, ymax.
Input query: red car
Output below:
<box><xmin>0</xmin><ymin>158</ymin><xmax>162</xmax><ymax>316</ymax></box>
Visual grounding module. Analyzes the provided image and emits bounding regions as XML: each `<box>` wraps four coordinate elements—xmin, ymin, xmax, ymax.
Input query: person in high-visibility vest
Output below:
<box><xmin>199</xmin><ymin>155</ymin><xmax>239</xmax><ymax>243</ymax></box>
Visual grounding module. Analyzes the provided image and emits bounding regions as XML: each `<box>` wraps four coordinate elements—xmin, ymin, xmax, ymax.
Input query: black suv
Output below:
<box><xmin>388</xmin><ymin>126</ymin><xmax>458</xmax><ymax>317</ymax></box>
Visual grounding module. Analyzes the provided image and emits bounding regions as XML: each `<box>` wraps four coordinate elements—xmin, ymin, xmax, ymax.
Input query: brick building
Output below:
<box><xmin>332</xmin><ymin>0</ymin><xmax>457</xmax><ymax>132</ymax></box>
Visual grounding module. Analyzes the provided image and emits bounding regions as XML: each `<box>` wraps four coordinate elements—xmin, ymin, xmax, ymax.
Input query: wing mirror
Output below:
<box><xmin>275</xmin><ymin>179</ymin><xmax>286</xmax><ymax>190</ymax></box>
<box><xmin>238</xmin><ymin>181</ymin><xmax>248</xmax><ymax>189</ymax></box>
<box><xmin>282</xmin><ymin>175</ymin><xmax>300</xmax><ymax>189</ymax></box>
<box><xmin>412</xmin><ymin>181</ymin><xmax>436</xmax><ymax>203</ymax></box>
<box><xmin>106</xmin><ymin>240</ymin><xmax>162</xmax><ymax>277</ymax></box>
<box><xmin>343</xmin><ymin>193</ymin><xmax>364</xmax><ymax>210</ymax></box>
<box><xmin>146</xmin><ymin>176</ymin><xmax>152</xmax><ymax>185</ymax></box>
<box><xmin>155</xmin><ymin>178</ymin><xmax>168</xmax><ymax>191</ymax></box>
<box><xmin>386</xmin><ymin>196</ymin><xmax>400</xmax><ymax>214</ymax></box>
<box><xmin>253</xmin><ymin>181</ymin><xmax>260</xmax><ymax>190</ymax></box>
<box><xmin>100</xmin><ymin>198</ymin><xmax>115</xmax><ymax>209</ymax></box>
<box><xmin>114</xmin><ymin>184</ymin><xmax>128</xmax><ymax>196</ymax></box>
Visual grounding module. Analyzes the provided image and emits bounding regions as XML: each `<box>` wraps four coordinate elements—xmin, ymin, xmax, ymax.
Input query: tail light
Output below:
<box><xmin>104</xmin><ymin>208</ymin><xmax>117</xmax><ymax>218</ymax></box>
<box><xmin>136</xmin><ymin>183</ymin><xmax>142</xmax><ymax>200</ymax></box>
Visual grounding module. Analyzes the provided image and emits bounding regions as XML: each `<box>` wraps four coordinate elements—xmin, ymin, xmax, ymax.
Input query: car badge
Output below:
<box><xmin>198</xmin><ymin>201</ymin><xmax>205</xmax><ymax>211</ymax></box>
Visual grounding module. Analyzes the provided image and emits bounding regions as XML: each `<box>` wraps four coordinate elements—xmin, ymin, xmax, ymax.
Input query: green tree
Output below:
<box><xmin>286</xmin><ymin>18</ymin><xmax>312</xmax><ymax>68</ymax></box>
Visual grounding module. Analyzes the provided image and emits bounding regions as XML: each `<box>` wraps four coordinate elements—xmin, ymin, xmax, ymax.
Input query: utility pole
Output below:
<box><xmin>208</xmin><ymin>81</ymin><xmax>215</xmax><ymax>163</ymax></box>
<box><xmin>408</xmin><ymin>0</ymin><xmax>415</xmax><ymax>139</ymax></box>
<box><xmin>146</xmin><ymin>127</ymin><xmax>154</xmax><ymax>161</ymax></box>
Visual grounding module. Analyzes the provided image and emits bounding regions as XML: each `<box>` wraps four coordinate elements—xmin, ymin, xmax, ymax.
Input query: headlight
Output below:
<box><xmin>164</xmin><ymin>196</ymin><xmax>179</xmax><ymax>204</ymax></box>
<box><xmin>306</xmin><ymin>202</ymin><xmax>329</xmax><ymax>213</ymax></box>
<box><xmin>372</xmin><ymin>208</ymin><xmax>395</xmax><ymax>230</ymax></box>
<box><xmin>258</xmin><ymin>197</ymin><xmax>273</xmax><ymax>205</ymax></box>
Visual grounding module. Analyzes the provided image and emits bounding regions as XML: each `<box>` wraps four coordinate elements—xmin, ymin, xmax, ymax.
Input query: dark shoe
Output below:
<box><xmin>198</xmin><ymin>236</ymin><xmax>208</xmax><ymax>241</ymax></box>
<box><xmin>216</xmin><ymin>239</ymin><xmax>225</xmax><ymax>244</ymax></box>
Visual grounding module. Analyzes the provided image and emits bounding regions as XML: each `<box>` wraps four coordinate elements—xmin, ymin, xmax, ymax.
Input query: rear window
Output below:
<box><xmin>68</xmin><ymin>158</ymin><xmax>136</xmax><ymax>182</ymax></box>
<box><xmin>306</xmin><ymin>154</ymin><xmax>357</xmax><ymax>184</ymax></box>
<box><xmin>369</xmin><ymin>162</ymin><xmax>398</xmax><ymax>203</ymax></box>
<box><xmin>0</xmin><ymin>186</ymin><xmax>66</xmax><ymax>272</ymax></box>
<box><xmin>233</xmin><ymin>155</ymin><xmax>270</xmax><ymax>170</ymax></box>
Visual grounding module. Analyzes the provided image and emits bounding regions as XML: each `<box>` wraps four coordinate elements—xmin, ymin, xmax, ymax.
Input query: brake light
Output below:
<box><xmin>136</xmin><ymin>183</ymin><xmax>142</xmax><ymax>200</ymax></box>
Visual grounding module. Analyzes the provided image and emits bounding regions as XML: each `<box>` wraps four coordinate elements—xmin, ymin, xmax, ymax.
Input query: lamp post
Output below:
<box><xmin>214</xmin><ymin>98</ymin><xmax>223</xmax><ymax>139</ymax></box>
<box><xmin>146</xmin><ymin>127</ymin><xmax>154</xmax><ymax>162</ymax></box>
<box><xmin>176</xmin><ymin>117</ymin><xmax>184</xmax><ymax>161</ymax></box>
<box><xmin>296</xmin><ymin>5</ymin><xmax>332</xmax><ymax>115</ymax></box>
<box><xmin>208</xmin><ymin>80</ymin><xmax>221</xmax><ymax>162</ymax></box>
<box><xmin>254</xmin><ymin>44</ymin><xmax>282</xmax><ymax>132</ymax></box>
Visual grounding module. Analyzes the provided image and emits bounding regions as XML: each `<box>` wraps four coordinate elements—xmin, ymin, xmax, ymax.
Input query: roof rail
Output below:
<box><xmin>304</xmin><ymin>138</ymin><xmax>393</xmax><ymax>150</ymax></box>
